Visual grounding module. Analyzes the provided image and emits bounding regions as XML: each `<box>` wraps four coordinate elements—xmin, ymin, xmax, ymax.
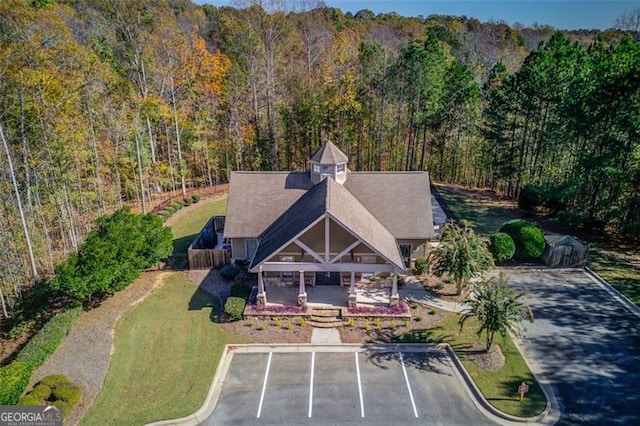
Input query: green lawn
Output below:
<box><xmin>81</xmin><ymin>273</ymin><xmax>249</xmax><ymax>425</ymax></box>
<box><xmin>170</xmin><ymin>196</ymin><xmax>228</xmax><ymax>256</ymax></box>
<box><xmin>395</xmin><ymin>313</ymin><xmax>546</xmax><ymax>418</ymax></box>
<box><xmin>588</xmin><ymin>247</ymin><xmax>640</xmax><ymax>305</ymax></box>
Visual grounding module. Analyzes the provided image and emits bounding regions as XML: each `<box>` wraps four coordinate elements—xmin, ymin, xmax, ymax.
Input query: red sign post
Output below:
<box><xmin>518</xmin><ymin>382</ymin><xmax>529</xmax><ymax>401</ymax></box>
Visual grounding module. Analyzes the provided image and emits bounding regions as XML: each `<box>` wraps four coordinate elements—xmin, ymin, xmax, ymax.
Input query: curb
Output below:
<box><xmin>145</xmin><ymin>343</ymin><xmax>553</xmax><ymax>426</ymax></box>
<box><xmin>443</xmin><ymin>343</ymin><xmax>556</xmax><ymax>425</ymax></box>
<box><xmin>583</xmin><ymin>267</ymin><xmax>640</xmax><ymax>319</ymax></box>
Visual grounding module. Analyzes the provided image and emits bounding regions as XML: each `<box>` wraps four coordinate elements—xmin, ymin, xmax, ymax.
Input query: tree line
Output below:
<box><xmin>0</xmin><ymin>0</ymin><xmax>638</xmax><ymax>316</ymax></box>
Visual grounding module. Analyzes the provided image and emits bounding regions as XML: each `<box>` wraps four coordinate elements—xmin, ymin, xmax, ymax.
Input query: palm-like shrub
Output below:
<box><xmin>499</xmin><ymin>219</ymin><xmax>545</xmax><ymax>259</ymax></box>
<box><xmin>460</xmin><ymin>274</ymin><xmax>529</xmax><ymax>351</ymax></box>
<box><xmin>429</xmin><ymin>221</ymin><xmax>494</xmax><ymax>295</ymax></box>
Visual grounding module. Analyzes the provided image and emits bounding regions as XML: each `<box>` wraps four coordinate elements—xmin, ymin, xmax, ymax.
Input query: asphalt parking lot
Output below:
<box><xmin>507</xmin><ymin>269</ymin><xmax>640</xmax><ymax>425</ymax></box>
<box><xmin>204</xmin><ymin>347</ymin><xmax>496</xmax><ymax>425</ymax></box>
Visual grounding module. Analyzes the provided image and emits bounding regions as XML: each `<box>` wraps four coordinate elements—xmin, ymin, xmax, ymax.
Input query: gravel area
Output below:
<box><xmin>29</xmin><ymin>271</ymin><xmax>167</xmax><ymax>426</ymax></box>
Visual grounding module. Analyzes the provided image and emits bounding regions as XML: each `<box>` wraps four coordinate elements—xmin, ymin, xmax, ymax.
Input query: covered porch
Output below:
<box><xmin>260</xmin><ymin>274</ymin><xmax>396</xmax><ymax>308</ymax></box>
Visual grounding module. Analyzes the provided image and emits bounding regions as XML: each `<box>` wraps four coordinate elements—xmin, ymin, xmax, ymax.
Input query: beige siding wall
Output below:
<box><xmin>397</xmin><ymin>239</ymin><xmax>428</xmax><ymax>259</ymax></box>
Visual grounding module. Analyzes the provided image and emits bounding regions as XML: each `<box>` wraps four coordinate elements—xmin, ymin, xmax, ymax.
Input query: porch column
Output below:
<box><xmin>297</xmin><ymin>270</ymin><xmax>307</xmax><ymax>306</ymax></box>
<box><xmin>390</xmin><ymin>273</ymin><xmax>399</xmax><ymax>307</ymax></box>
<box><xmin>257</xmin><ymin>266</ymin><xmax>267</xmax><ymax>306</ymax></box>
<box><xmin>348</xmin><ymin>271</ymin><xmax>357</xmax><ymax>308</ymax></box>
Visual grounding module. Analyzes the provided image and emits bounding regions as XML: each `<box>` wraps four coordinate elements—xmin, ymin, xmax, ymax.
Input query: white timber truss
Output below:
<box><xmin>253</xmin><ymin>213</ymin><xmax>402</xmax><ymax>307</ymax></box>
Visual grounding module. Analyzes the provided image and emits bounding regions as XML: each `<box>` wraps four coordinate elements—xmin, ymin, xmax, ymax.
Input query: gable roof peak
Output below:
<box><xmin>310</xmin><ymin>139</ymin><xmax>348</xmax><ymax>164</ymax></box>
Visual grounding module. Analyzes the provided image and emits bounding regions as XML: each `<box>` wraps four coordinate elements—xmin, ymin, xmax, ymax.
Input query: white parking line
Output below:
<box><xmin>256</xmin><ymin>352</ymin><xmax>272</xmax><ymax>418</ymax></box>
<box><xmin>355</xmin><ymin>352</ymin><xmax>365</xmax><ymax>417</ymax></box>
<box><xmin>399</xmin><ymin>352</ymin><xmax>419</xmax><ymax>418</ymax></box>
<box><xmin>308</xmin><ymin>352</ymin><xmax>315</xmax><ymax>418</ymax></box>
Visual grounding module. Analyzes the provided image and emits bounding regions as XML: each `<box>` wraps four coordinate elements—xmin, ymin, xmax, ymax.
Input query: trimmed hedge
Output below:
<box><xmin>499</xmin><ymin>219</ymin><xmax>545</xmax><ymax>259</ymax></box>
<box><xmin>224</xmin><ymin>296</ymin><xmax>246</xmax><ymax>320</ymax></box>
<box><xmin>19</xmin><ymin>375</ymin><xmax>81</xmax><ymax>419</ymax></box>
<box><xmin>489</xmin><ymin>232</ymin><xmax>516</xmax><ymax>263</ymax></box>
<box><xmin>16</xmin><ymin>306</ymin><xmax>81</xmax><ymax>369</ymax></box>
<box><xmin>0</xmin><ymin>361</ymin><xmax>33</xmax><ymax>405</ymax></box>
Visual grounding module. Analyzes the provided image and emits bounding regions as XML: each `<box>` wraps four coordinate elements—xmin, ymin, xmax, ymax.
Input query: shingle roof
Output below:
<box><xmin>249</xmin><ymin>178</ymin><xmax>405</xmax><ymax>271</ymax></box>
<box><xmin>310</xmin><ymin>140</ymin><xmax>349</xmax><ymax>164</ymax></box>
<box><xmin>224</xmin><ymin>171</ymin><xmax>435</xmax><ymax>241</ymax></box>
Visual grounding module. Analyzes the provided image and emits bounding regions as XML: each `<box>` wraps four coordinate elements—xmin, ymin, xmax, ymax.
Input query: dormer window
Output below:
<box><xmin>337</xmin><ymin>164</ymin><xmax>345</xmax><ymax>173</ymax></box>
<box><xmin>322</xmin><ymin>165</ymin><xmax>332</xmax><ymax>174</ymax></box>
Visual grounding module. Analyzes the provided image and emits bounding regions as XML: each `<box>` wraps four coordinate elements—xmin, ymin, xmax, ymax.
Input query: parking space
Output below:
<box><xmin>205</xmin><ymin>347</ymin><xmax>496</xmax><ymax>425</ymax></box>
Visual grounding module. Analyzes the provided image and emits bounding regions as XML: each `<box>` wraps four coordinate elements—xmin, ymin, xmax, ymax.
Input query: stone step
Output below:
<box><xmin>310</xmin><ymin>315</ymin><xmax>341</xmax><ymax>323</ymax></box>
<box><xmin>310</xmin><ymin>309</ymin><xmax>341</xmax><ymax>318</ymax></box>
<box><xmin>308</xmin><ymin>320</ymin><xmax>343</xmax><ymax>328</ymax></box>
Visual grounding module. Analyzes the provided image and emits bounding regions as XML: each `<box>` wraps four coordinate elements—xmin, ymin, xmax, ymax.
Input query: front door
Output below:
<box><xmin>315</xmin><ymin>272</ymin><xmax>340</xmax><ymax>285</ymax></box>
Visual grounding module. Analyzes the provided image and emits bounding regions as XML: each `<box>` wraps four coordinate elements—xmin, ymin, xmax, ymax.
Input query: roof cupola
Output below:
<box><xmin>310</xmin><ymin>139</ymin><xmax>348</xmax><ymax>185</ymax></box>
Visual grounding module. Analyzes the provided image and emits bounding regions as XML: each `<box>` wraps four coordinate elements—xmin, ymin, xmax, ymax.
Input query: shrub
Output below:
<box><xmin>554</xmin><ymin>209</ymin><xmax>582</xmax><ymax>228</ymax></box>
<box><xmin>404</xmin><ymin>320</ymin><xmax>411</xmax><ymax>328</ymax></box>
<box><xmin>363</xmin><ymin>322</ymin><xmax>370</xmax><ymax>331</ymax></box>
<box><xmin>219</xmin><ymin>264</ymin><xmax>240</xmax><ymax>281</ymax></box>
<box><xmin>518</xmin><ymin>184</ymin><xmax>544</xmax><ymax>210</ymax></box>
<box><xmin>298</xmin><ymin>318</ymin><xmax>306</xmax><ymax>327</ymax></box>
<box><xmin>177</xmin><ymin>200</ymin><xmax>186</xmax><ymax>207</ymax></box>
<box><xmin>414</xmin><ymin>257</ymin><xmax>430</xmax><ymax>274</ymax></box>
<box><xmin>16</xmin><ymin>307</ymin><xmax>81</xmax><ymax>369</ymax></box>
<box><xmin>0</xmin><ymin>361</ymin><xmax>33</xmax><ymax>405</ymax></box>
<box><xmin>489</xmin><ymin>232</ymin><xmax>516</xmax><ymax>263</ymax></box>
<box><xmin>286</xmin><ymin>321</ymin><xmax>293</xmax><ymax>331</ymax></box>
<box><xmin>373</xmin><ymin>318</ymin><xmax>381</xmax><ymax>328</ymax></box>
<box><xmin>273</xmin><ymin>318</ymin><xmax>281</xmax><ymax>327</ymax></box>
<box><xmin>414</xmin><ymin>316</ymin><xmax>423</xmax><ymax>322</ymax></box>
<box><xmin>499</xmin><ymin>219</ymin><xmax>545</xmax><ymax>259</ymax></box>
<box><xmin>183</xmin><ymin>197</ymin><xmax>192</xmax><ymax>206</ymax></box>
<box><xmin>258</xmin><ymin>323</ymin><xmax>266</xmax><ymax>331</ymax></box>
<box><xmin>347</xmin><ymin>318</ymin><xmax>355</xmax><ymax>327</ymax></box>
<box><xmin>192</xmin><ymin>194</ymin><xmax>201</xmax><ymax>203</ymax></box>
<box><xmin>171</xmin><ymin>202</ymin><xmax>182</xmax><ymax>211</ymax></box>
<box><xmin>389</xmin><ymin>322</ymin><xmax>397</xmax><ymax>331</ymax></box>
<box><xmin>224</xmin><ymin>297</ymin><xmax>246</xmax><ymax>320</ymax></box>
<box><xmin>429</xmin><ymin>308</ymin><xmax>437</xmax><ymax>315</ymax></box>
<box><xmin>165</xmin><ymin>205</ymin><xmax>176</xmax><ymax>214</ymax></box>
<box><xmin>19</xmin><ymin>375</ymin><xmax>81</xmax><ymax>419</ymax></box>
<box><xmin>50</xmin><ymin>209</ymin><xmax>172</xmax><ymax>300</ymax></box>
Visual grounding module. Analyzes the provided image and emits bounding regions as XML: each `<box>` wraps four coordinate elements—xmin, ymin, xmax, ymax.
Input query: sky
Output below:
<box><xmin>194</xmin><ymin>1</ymin><xmax>640</xmax><ymax>30</ymax></box>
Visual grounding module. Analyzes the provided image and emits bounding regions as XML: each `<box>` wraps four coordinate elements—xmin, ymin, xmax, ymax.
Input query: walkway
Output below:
<box><xmin>29</xmin><ymin>271</ymin><xmax>167</xmax><ymax>426</ymax></box>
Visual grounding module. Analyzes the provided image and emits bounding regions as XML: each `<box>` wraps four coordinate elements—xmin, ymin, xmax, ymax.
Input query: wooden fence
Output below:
<box><xmin>187</xmin><ymin>215</ymin><xmax>231</xmax><ymax>269</ymax></box>
<box><xmin>188</xmin><ymin>248</ymin><xmax>231</xmax><ymax>269</ymax></box>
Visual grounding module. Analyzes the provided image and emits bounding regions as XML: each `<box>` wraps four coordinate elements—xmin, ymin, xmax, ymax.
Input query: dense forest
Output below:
<box><xmin>0</xmin><ymin>0</ymin><xmax>638</xmax><ymax>316</ymax></box>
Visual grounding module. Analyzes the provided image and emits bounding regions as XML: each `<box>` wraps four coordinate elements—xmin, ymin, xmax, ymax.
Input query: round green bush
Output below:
<box><xmin>488</xmin><ymin>232</ymin><xmax>516</xmax><ymax>263</ymax></box>
<box><xmin>171</xmin><ymin>202</ymin><xmax>182</xmax><ymax>211</ymax></box>
<box><xmin>183</xmin><ymin>197</ymin><xmax>193</xmax><ymax>206</ymax></box>
<box><xmin>192</xmin><ymin>194</ymin><xmax>201</xmax><ymax>203</ymax></box>
<box><xmin>20</xmin><ymin>375</ymin><xmax>81</xmax><ymax>419</ymax></box>
<box><xmin>165</xmin><ymin>205</ymin><xmax>176</xmax><ymax>214</ymax></box>
<box><xmin>499</xmin><ymin>219</ymin><xmax>545</xmax><ymax>259</ymax></box>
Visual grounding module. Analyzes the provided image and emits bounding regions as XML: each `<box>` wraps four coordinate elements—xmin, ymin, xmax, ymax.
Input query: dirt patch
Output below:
<box><xmin>414</xmin><ymin>273</ymin><xmax>468</xmax><ymax>303</ymax></box>
<box><xmin>462</xmin><ymin>342</ymin><xmax>505</xmax><ymax>371</ymax></box>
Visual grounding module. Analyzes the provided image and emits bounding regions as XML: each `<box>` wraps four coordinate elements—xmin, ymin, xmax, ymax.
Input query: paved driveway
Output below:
<box><xmin>205</xmin><ymin>347</ymin><xmax>496</xmax><ymax>425</ymax></box>
<box><xmin>507</xmin><ymin>270</ymin><xmax>640</xmax><ymax>425</ymax></box>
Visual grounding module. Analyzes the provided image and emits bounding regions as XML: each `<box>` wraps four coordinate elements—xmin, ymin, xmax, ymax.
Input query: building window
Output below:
<box><xmin>313</xmin><ymin>164</ymin><xmax>320</xmax><ymax>173</ymax></box>
<box><xmin>399</xmin><ymin>244</ymin><xmax>412</xmax><ymax>267</ymax></box>
<box><xmin>321</xmin><ymin>165</ymin><xmax>332</xmax><ymax>174</ymax></box>
<box><xmin>245</xmin><ymin>239</ymin><xmax>258</xmax><ymax>260</ymax></box>
<box><xmin>337</xmin><ymin>163</ymin><xmax>345</xmax><ymax>173</ymax></box>
<box><xmin>280</xmin><ymin>255</ymin><xmax>294</xmax><ymax>262</ymax></box>
<box><xmin>360</xmin><ymin>255</ymin><xmax>376</xmax><ymax>264</ymax></box>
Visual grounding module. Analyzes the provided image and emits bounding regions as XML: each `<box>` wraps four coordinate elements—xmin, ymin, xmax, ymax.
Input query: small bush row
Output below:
<box><xmin>16</xmin><ymin>306</ymin><xmax>81</xmax><ymax>369</ymax></box>
<box><xmin>156</xmin><ymin>194</ymin><xmax>202</xmax><ymax>222</ymax></box>
<box><xmin>19</xmin><ymin>375</ymin><xmax>81</xmax><ymax>419</ymax></box>
<box><xmin>224</xmin><ymin>297</ymin><xmax>246</xmax><ymax>320</ymax></box>
<box><xmin>0</xmin><ymin>305</ymin><xmax>81</xmax><ymax>405</ymax></box>
<box><xmin>0</xmin><ymin>361</ymin><xmax>33</xmax><ymax>405</ymax></box>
